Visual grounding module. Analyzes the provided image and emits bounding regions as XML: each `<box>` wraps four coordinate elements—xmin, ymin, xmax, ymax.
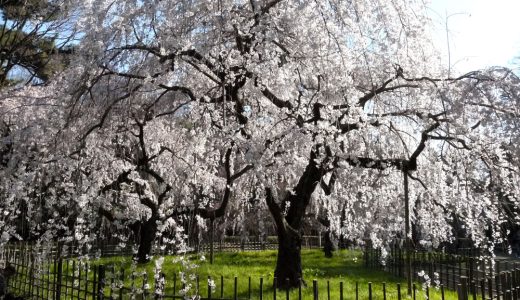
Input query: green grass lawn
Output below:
<box><xmin>89</xmin><ymin>249</ymin><xmax>458</xmax><ymax>299</ymax></box>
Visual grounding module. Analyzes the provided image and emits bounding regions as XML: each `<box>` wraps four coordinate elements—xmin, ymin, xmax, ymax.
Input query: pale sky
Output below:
<box><xmin>427</xmin><ymin>0</ymin><xmax>520</xmax><ymax>74</ymax></box>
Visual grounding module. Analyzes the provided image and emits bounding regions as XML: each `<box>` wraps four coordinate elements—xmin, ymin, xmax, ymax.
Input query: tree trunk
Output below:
<box><xmin>275</xmin><ymin>229</ymin><xmax>303</xmax><ymax>289</ymax></box>
<box><xmin>266</xmin><ymin>147</ymin><xmax>333</xmax><ymax>290</ymax></box>
<box><xmin>136</xmin><ymin>217</ymin><xmax>158</xmax><ymax>263</ymax></box>
<box><xmin>317</xmin><ymin>216</ymin><xmax>336</xmax><ymax>258</ymax></box>
<box><xmin>323</xmin><ymin>230</ymin><xmax>335</xmax><ymax>258</ymax></box>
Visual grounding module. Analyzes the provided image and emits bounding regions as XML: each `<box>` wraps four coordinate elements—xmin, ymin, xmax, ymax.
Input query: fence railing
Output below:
<box><xmin>1</xmin><ymin>247</ymin><xmax>416</xmax><ymax>300</ymax></box>
<box><xmin>364</xmin><ymin>245</ymin><xmax>520</xmax><ymax>300</ymax></box>
<box><xmin>3</xmin><ymin>256</ymin><xmax>441</xmax><ymax>300</ymax></box>
<box><xmin>4</xmin><ymin>242</ymin><xmax>519</xmax><ymax>299</ymax></box>
<box><xmin>0</xmin><ymin>243</ymin><xmax>436</xmax><ymax>300</ymax></box>
<box><xmin>1</xmin><ymin>236</ymin><xmax>323</xmax><ymax>260</ymax></box>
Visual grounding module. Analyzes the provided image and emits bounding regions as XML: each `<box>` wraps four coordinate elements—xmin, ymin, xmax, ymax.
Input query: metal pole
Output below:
<box><xmin>210</xmin><ymin>219</ymin><xmax>214</xmax><ymax>264</ymax></box>
<box><xmin>404</xmin><ymin>171</ymin><xmax>412</xmax><ymax>295</ymax></box>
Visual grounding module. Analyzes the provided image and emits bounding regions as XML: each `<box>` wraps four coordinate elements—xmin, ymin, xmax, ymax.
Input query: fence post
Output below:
<box><xmin>286</xmin><ymin>278</ymin><xmax>290</xmax><ymax>300</ymax></box>
<box><xmin>28</xmin><ymin>247</ymin><xmax>35</xmax><ymax>298</ymax></box>
<box><xmin>459</xmin><ymin>276</ymin><xmax>469</xmax><ymax>300</ymax></box>
<box><xmin>210</xmin><ymin>219</ymin><xmax>214</xmax><ymax>264</ymax></box>
<box><xmin>260</xmin><ymin>277</ymin><xmax>264</xmax><ymax>300</ymax></box>
<box><xmin>501</xmin><ymin>272</ymin><xmax>508</xmax><ymax>300</ymax></box>
<box><xmin>470</xmin><ymin>280</ymin><xmax>477</xmax><ymax>300</ymax></box>
<box><xmin>97</xmin><ymin>265</ymin><xmax>105</xmax><ymax>300</ymax></box>
<box><xmin>234</xmin><ymin>276</ymin><xmax>238</xmax><ymax>300</ymax></box>
<box><xmin>497</xmin><ymin>260</ymin><xmax>502</xmax><ymax>300</ymax></box>
<box><xmin>515</xmin><ymin>264</ymin><xmax>520</xmax><ymax>298</ymax></box>
<box><xmin>479</xmin><ymin>280</ymin><xmax>485</xmax><ymax>300</ymax></box>
<box><xmin>312</xmin><ymin>280</ymin><xmax>318</xmax><ymax>300</ymax></box>
<box><xmin>54</xmin><ymin>258</ymin><xmax>63</xmax><ymax>300</ymax></box>
<box><xmin>488</xmin><ymin>277</ymin><xmax>493</xmax><ymax>300</ymax></box>
<box><xmin>398</xmin><ymin>246</ymin><xmax>403</xmax><ymax>277</ymax></box>
<box><xmin>92</xmin><ymin>265</ymin><xmax>98</xmax><ymax>300</ymax></box>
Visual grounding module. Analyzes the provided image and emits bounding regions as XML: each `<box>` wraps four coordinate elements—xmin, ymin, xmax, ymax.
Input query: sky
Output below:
<box><xmin>427</xmin><ymin>0</ymin><xmax>520</xmax><ymax>74</ymax></box>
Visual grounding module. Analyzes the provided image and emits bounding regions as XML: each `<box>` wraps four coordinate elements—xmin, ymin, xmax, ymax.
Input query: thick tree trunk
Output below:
<box><xmin>266</xmin><ymin>147</ymin><xmax>333</xmax><ymax>289</ymax></box>
<box><xmin>136</xmin><ymin>217</ymin><xmax>158</xmax><ymax>263</ymax></box>
<box><xmin>275</xmin><ymin>229</ymin><xmax>303</xmax><ymax>289</ymax></box>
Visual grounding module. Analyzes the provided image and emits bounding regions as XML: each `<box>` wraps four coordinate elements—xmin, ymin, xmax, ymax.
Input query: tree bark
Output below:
<box><xmin>136</xmin><ymin>217</ymin><xmax>158</xmax><ymax>263</ymax></box>
<box><xmin>266</xmin><ymin>147</ymin><xmax>329</xmax><ymax>289</ymax></box>
<box><xmin>275</xmin><ymin>229</ymin><xmax>303</xmax><ymax>289</ymax></box>
<box><xmin>323</xmin><ymin>230</ymin><xmax>335</xmax><ymax>258</ymax></box>
<box><xmin>317</xmin><ymin>216</ymin><xmax>335</xmax><ymax>258</ymax></box>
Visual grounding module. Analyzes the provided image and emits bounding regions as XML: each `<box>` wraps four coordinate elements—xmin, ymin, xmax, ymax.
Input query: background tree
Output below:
<box><xmin>0</xmin><ymin>0</ymin><xmax>79</xmax><ymax>243</ymax></box>
<box><xmin>0</xmin><ymin>0</ymin><xmax>77</xmax><ymax>86</ymax></box>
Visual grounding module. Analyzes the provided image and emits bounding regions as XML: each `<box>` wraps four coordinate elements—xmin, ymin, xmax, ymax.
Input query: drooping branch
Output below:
<box><xmin>408</xmin><ymin>122</ymin><xmax>440</xmax><ymax>164</ymax></box>
<box><xmin>157</xmin><ymin>84</ymin><xmax>196</xmax><ymax>101</ymax></box>
<box><xmin>80</xmin><ymin>84</ymin><xmax>142</xmax><ymax>141</ymax></box>
<box><xmin>406</xmin><ymin>172</ymin><xmax>449</xmax><ymax>214</ymax></box>
<box><xmin>171</xmin><ymin>146</ymin><xmax>254</xmax><ymax>221</ymax></box>
<box><xmin>117</xmin><ymin>45</ymin><xmax>223</xmax><ymax>80</ymax></box>
<box><xmin>406</xmin><ymin>172</ymin><xmax>427</xmax><ymax>189</ymax></box>
<box><xmin>426</xmin><ymin>135</ymin><xmax>471</xmax><ymax>150</ymax></box>
<box><xmin>338</xmin><ymin>122</ymin><xmax>441</xmax><ymax>172</ymax></box>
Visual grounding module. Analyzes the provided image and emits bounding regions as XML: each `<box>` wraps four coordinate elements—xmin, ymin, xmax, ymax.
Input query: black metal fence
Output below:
<box><xmin>0</xmin><ymin>242</ymin><xmax>434</xmax><ymax>300</ymax></box>
<box><xmin>1</xmin><ymin>236</ymin><xmax>323</xmax><ymax>260</ymax></box>
<box><xmin>1</xmin><ymin>243</ymin><xmax>419</xmax><ymax>300</ymax></box>
<box><xmin>5</xmin><ymin>241</ymin><xmax>519</xmax><ymax>299</ymax></box>
<box><xmin>364</xmin><ymin>245</ymin><xmax>520</xmax><ymax>299</ymax></box>
<box><xmin>197</xmin><ymin>235</ymin><xmax>323</xmax><ymax>253</ymax></box>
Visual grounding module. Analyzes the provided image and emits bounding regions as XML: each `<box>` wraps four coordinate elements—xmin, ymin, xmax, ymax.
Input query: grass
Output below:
<box><xmin>89</xmin><ymin>249</ymin><xmax>459</xmax><ymax>299</ymax></box>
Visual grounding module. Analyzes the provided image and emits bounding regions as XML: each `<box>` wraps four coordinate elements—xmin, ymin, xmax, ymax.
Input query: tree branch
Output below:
<box><xmin>265</xmin><ymin>187</ymin><xmax>287</xmax><ymax>232</ymax></box>
<box><xmin>261</xmin><ymin>86</ymin><xmax>294</xmax><ymax>110</ymax></box>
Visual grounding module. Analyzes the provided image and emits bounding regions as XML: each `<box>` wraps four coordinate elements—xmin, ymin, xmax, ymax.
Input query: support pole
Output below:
<box><xmin>404</xmin><ymin>171</ymin><xmax>412</xmax><ymax>295</ymax></box>
<box><xmin>210</xmin><ymin>218</ymin><xmax>214</xmax><ymax>264</ymax></box>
